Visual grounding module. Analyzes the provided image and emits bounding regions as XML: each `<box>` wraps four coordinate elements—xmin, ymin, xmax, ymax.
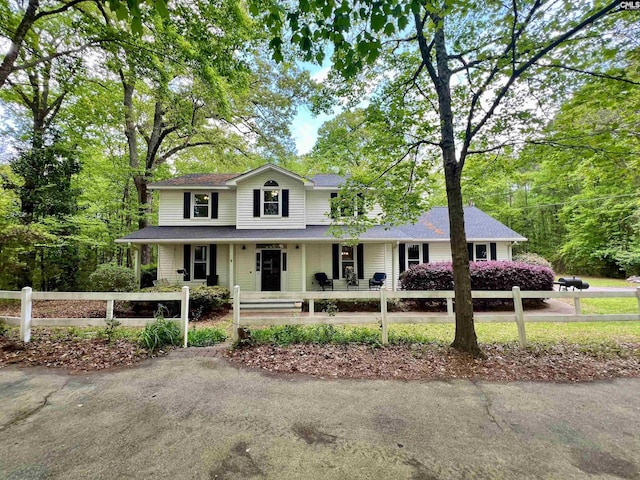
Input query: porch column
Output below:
<box><xmin>391</xmin><ymin>242</ymin><xmax>398</xmax><ymax>291</ymax></box>
<box><xmin>131</xmin><ymin>244</ymin><xmax>141</xmax><ymax>287</ymax></box>
<box><xmin>229</xmin><ymin>244</ymin><xmax>234</xmax><ymax>288</ymax></box>
<box><xmin>301</xmin><ymin>243</ymin><xmax>306</xmax><ymax>292</ymax></box>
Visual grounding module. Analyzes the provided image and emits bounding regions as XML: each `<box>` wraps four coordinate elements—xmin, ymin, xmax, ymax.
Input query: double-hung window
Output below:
<box><xmin>263</xmin><ymin>180</ymin><xmax>280</xmax><ymax>216</ymax></box>
<box><xmin>407</xmin><ymin>243</ymin><xmax>421</xmax><ymax>269</ymax></box>
<box><xmin>475</xmin><ymin>244</ymin><xmax>488</xmax><ymax>261</ymax></box>
<box><xmin>193</xmin><ymin>246</ymin><xmax>207</xmax><ymax>280</ymax></box>
<box><xmin>193</xmin><ymin>194</ymin><xmax>209</xmax><ymax>218</ymax></box>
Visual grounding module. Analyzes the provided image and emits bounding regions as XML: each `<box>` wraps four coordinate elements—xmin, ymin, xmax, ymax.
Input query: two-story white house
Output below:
<box><xmin>117</xmin><ymin>164</ymin><xmax>526</xmax><ymax>291</ymax></box>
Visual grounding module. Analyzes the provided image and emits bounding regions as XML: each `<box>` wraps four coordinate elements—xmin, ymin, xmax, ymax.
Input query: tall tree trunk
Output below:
<box><xmin>121</xmin><ymin>75</ymin><xmax>151</xmax><ymax>264</ymax></box>
<box><xmin>431</xmin><ymin>16</ymin><xmax>482</xmax><ymax>357</ymax></box>
<box><xmin>0</xmin><ymin>0</ymin><xmax>39</xmax><ymax>89</ymax></box>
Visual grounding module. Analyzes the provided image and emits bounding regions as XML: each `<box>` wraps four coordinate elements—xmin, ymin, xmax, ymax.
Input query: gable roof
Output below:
<box><xmin>225</xmin><ymin>164</ymin><xmax>314</xmax><ymax>186</ymax></box>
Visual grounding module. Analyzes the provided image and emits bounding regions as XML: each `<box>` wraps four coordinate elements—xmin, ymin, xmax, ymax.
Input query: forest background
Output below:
<box><xmin>0</xmin><ymin>0</ymin><xmax>638</xmax><ymax>292</ymax></box>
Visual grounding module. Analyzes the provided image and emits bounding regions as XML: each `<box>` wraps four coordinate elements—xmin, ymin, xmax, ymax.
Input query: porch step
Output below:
<box><xmin>239</xmin><ymin>299</ymin><xmax>303</xmax><ymax>313</ymax></box>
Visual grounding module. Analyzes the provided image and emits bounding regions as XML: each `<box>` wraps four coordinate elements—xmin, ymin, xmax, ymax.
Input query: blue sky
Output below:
<box><xmin>291</xmin><ymin>61</ymin><xmax>334</xmax><ymax>155</ymax></box>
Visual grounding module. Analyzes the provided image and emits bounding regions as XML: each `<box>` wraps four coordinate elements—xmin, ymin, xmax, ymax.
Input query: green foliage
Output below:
<box><xmin>188</xmin><ymin>327</ymin><xmax>228</xmax><ymax>347</ymax></box>
<box><xmin>249</xmin><ymin>325</ymin><xmax>383</xmax><ymax>346</ymax></box>
<box><xmin>88</xmin><ymin>264</ymin><xmax>137</xmax><ymax>292</ymax></box>
<box><xmin>513</xmin><ymin>253</ymin><xmax>554</xmax><ymax>271</ymax></box>
<box><xmin>102</xmin><ymin>316</ymin><xmax>122</xmax><ymax>343</ymax></box>
<box><xmin>139</xmin><ymin>311</ymin><xmax>182</xmax><ymax>352</ymax></box>
<box><xmin>140</xmin><ymin>285</ymin><xmax>230</xmax><ymax>319</ymax></box>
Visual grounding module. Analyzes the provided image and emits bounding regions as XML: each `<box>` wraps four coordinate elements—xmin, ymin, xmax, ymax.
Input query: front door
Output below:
<box><xmin>261</xmin><ymin>250</ymin><xmax>281</xmax><ymax>291</ymax></box>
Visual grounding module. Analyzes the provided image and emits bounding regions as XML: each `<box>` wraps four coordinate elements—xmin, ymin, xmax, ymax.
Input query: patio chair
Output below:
<box><xmin>369</xmin><ymin>272</ymin><xmax>386</xmax><ymax>290</ymax></box>
<box><xmin>314</xmin><ymin>272</ymin><xmax>334</xmax><ymax>291</ymax></box>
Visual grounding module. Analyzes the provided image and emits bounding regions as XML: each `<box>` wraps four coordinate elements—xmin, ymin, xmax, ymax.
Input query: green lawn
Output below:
<box><xmin>389</xmin><ymin>322</ymin><xmax>640</xmax><ymax>346</ymax></box>
<box><xmin>556</xmin><ymin>273</ymin><xmax>639</xmax><ymax>315</ymax></box>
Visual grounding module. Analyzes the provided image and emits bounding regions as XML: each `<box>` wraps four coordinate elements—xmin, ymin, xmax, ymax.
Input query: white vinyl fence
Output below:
<box><xmin>232</xmin><ymin>286</ymin><xmax>640</xmax><ymax>347</ymax></box>
<box><xmin>0</xmin><ymin>287</ymin><xmax>190</xmax><ymax>347</ymax></box>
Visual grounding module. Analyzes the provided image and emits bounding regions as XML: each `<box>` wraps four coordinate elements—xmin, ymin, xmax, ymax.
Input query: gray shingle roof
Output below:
<box><xmin>117</xmin><ymin>207</ymin><xmax>526</xmax><ymax>243</ymax></box>
<box><xmin>309</xmin><ymin>174</ymin><xmax>348</xmax><ymax>187</ymax></box>
<box><xmin>149</xmin><ymin>172</ymin><xmax>348</xmax><ymax>188</ymax></box>
<box><xmin>149</xmin><ymin>174</ymin><xmax>239</xmax><ymax>187</ymax></box>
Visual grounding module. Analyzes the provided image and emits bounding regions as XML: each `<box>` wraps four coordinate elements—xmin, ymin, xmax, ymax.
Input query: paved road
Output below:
<box><xmin>1</xmin><ymin>351</ymin><xmax>639</xmax><ymax>480</ymax></box>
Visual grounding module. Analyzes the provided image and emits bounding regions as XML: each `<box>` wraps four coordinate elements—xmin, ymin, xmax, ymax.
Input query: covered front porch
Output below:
<box><xmin>156</xmin><ymin>241</ymin><xmax>403</xmax><ymax>292</ymax></box>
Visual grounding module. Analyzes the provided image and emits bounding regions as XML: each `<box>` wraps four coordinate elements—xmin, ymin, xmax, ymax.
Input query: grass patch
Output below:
<box><xmin>244</xmin><ymin>322</ymin><xmax>640</xmax><ymax>348</ymax></box>
<box><xmin>188</xmin><ymin>327</ymin><xmax>227</xmax><ymax>347</ymax></box>
<box><xmin>580</xmin><ymin>298</ymin><xmax>638</xmax><ymax>315</ymax></box>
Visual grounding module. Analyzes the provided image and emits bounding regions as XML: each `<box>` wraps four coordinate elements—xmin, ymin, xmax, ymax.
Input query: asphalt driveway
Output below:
<box><xmin>1</xmin><ymin>350</ymin><xmax>639</xmax><ymax>480</ymax></box>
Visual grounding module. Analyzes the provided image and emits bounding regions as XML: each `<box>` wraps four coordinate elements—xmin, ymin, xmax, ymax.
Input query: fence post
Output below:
<box><xmin>20</xmin><ymin>286</ymin><xmax>32</xmax><ymax>343</ymax></box>
<box><xmin>309</xmin><ymin>298</ymin><xmax>315</xmax><ymax>317</ymax></box>
<box><xmin>636</xmin><ymin>287</ymin><xmax>640</xmax><ymax>319</ymax></box>
<box><xmin>512</xmin><ymin>286</ymin><xmax>527</xmax><ymax>348</ymax></box>
<box><xmin>106</xmin><ymin>300</ymin><xmax>115</xmax><ymax>322</ymax></box>
<box><xmin>380</xmin><ymin>288</ymin><xmax>388</xmax><ymax>345</ymax></box>
<box><xmin>446</xmin><ymin>297</ymin><xmax>454</xmax><ymax>317</ymax></box>
<box><xmin>232</xmin><ymin>285</ymin><xmax>240</xmax><ymax>342</ymax></box>
<box><xmin>574</xmin><ymin>295</ymin><xmax>582</xmax><ymax>315</ymax></box>
<box><xmin>180</xmin><ymin>286</ymin><xmax>189</xmax><ymax>348</ymax></box>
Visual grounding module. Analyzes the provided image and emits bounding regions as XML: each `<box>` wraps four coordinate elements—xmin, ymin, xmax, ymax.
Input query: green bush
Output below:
<box><xmin>88</xmin><ymin>264</ymin><xmax>137</xmax><ymax>292</ymax></box>
<box><xmin>513</xmin><ymin>252</ymin><xmax>554</xmax><ymax>270</ymax></box>
<box><xmin>139</xmin><ymin>315</ymin><xmax>182</xmax><ymax>352</ymax></box>
<box><xmin>249</xmin><ymin>325</ymin><xmax>383</xmax><ymax>346</ymax></box>
<box><xmin>188</xmin><ymin>327</ymin><xmax>227</xmax><ymax>347</ymax></box>
<box><xmin>0</xmin><ymin>319</ymin><xmax>8</xmax><ymax>337</ymax></box>
<box><xmin>140</xmin><ymin>265</ymin><xmax>157</xmax><ymax>289</ymax></box>
<box><xmin>140</xmin><ymin>285</ymin><xmax>230</xmax><ymax>320</ymax></box>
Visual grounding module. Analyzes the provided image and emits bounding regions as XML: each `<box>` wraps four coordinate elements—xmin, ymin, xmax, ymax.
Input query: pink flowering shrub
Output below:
<box><xmin>400</xmin><ymin>261</ymin><xmax>554</xmax><ymax>309</ymax></box>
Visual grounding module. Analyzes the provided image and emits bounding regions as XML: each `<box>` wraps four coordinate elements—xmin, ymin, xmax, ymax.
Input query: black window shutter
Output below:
<box><xmin>422</xmin><ymin>243</ymin><xmax>429</xmax><ymax>264</ymax></box>
<box><xmin>332</xmin><ymin>244</ymin><xmax>340</xmax><ymax>279</ymax></box>
<box><xmin>183</xmin><ymin>192</ymin><xmax>191</xmax><ymax>219</ymax></box>
<box><xmin>210</xmin><ymin>244</ymin><xmax>217</xmax><ymax>276</ymax></box>
<box><xmin>467</xmin><ymin>243</ymin><xmax>474</xmax><ymax>261</ymax></box>
<box><xmin>183</xmin><ymin>245</ymin><xmax>191</xmax><ymax>281</ymax></box>
<box><xmin>211</xmin><ymin>192</ymin><xmax>218</xmax><ymax>219</ymax></box>
<box><xmin>357</xmin><ymin>244</ymin><xmax>364</xmax><ymax>279</ymax></box>
<box><xmin>330</xmin><ymin>192</ymin><xmax>338</xmax><ymax>219</ymax></box>
<box><xmin>253</xmin><ymin>189</ymin><xmax>260</xmax><ymax>217</ymax></box>
<box><xmin>490</xmin><ymin>242</ymin><xmax>497</xmax><ymax>261</ymax></box>
<box><xmin>282</xmin><ymin>253</ymin><xmax>287</xmax><ymax>271</ymax></box>
<box><xmin>399</xmin><ymin>243</ymin><xmax>406</xmax><ymax>273</ymax></box>
<box><xmin>282</xmin><ymin>189</ymin><xmax>289</xmax><ymax>217</ymax></box>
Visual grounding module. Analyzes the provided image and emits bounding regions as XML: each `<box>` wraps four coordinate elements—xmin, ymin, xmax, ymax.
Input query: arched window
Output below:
<box><xmin>263</xmin><ymin>180</ymin><xmax>280</xmax><ymax>215</ymax></box>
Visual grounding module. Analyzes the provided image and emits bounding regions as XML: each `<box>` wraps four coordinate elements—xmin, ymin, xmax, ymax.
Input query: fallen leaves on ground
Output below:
<box><xmin>0</xmin><ymin>329</ymin><xmax>160</xmax><ymax>372</ymax></box>
<box><xmin>225</xmin><ymin>343</ymin><xmax>640</xmax><ymax>382</ymax></box>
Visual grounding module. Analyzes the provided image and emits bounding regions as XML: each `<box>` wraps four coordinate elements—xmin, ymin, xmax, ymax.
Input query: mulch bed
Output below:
<box><xmin>225</xmin><ymin>343</ymin><xmax>640</xmax><ymax>382</ymax></box>
<box><xmin>0</xmin><ymin>329</ymin><xmax>162</xmax><ymax>372</ymax></box>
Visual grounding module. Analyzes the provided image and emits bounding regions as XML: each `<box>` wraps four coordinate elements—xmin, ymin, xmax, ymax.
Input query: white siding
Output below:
<box><xmin>497</xmin><ymin>242</ymin><xmax>510</xmax><ymax>260</ymax></box>
<box><xmin>305</xmin><ymin>191</ymin><xmax>332</xmax><ymax>224</ymax></box>
<box><xmin>236</xmin><ymin>171</ymin><xmax>305</xmax><ymax>229</ymax></box>
<box><xmin>157</xmin><ymin>244</ymin><xmax>183</xmax><ymax>283</ymax></box>
<box><xmin>158</xmin><ymin>190</ymin><xmax>236</xmax><ymax>226</ymax></box>
<box><xmin>215</xmin><ymin>244</ymin><xmax>229</xmax><ymax>288</ymax></box>
<box><xmin>286</xmin><ymin>247</ymin><xmax>303</xmax><ymax>291</ymax></box>
<box><xmin>305</xmin><ymin>244</ymin><xmax>334</xmax><ymax>290</ymax></box>
<box><xmin>235</xmin><ymin>245</ymin><xmax>256</xmax><ymax>291</ymax></box>
<box><xmin>429</xmin><ymin>242</ymin><xmax>452</xmax><ymax>262</ymax></box>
